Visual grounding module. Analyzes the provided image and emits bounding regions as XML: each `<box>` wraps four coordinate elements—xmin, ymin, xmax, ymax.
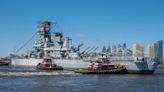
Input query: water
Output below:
<box><xmin>0</xmin><ymin>66</ymin><xmax>164</xmax><ymax>92</ymax></box>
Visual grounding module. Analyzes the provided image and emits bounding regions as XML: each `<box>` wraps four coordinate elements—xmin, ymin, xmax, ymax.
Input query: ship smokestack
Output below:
<box><xmin>55</xmin><ymin>32</ymin><xmax>63</xmax><ymax>43</ymax></box>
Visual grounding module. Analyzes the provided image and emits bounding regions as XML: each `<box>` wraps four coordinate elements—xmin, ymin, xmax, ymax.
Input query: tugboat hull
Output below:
<box><xmin>0</xmin><ymin>61</ymin><xmax>9</xmax><ymax>66</ymax></box>
<box><xmin>37</xmin><ymin>66</ymin><xmax>63</xmax><ymax>70</ymax></box>
<box><xmin>36</xmin><ymin>58</ymin><xmax>64</xmax><ymax>70</ymax></box>
<box><xmin>75</xmin><ymin>68</ymin><xmax>127</xmax><ymax>74</ymax></box>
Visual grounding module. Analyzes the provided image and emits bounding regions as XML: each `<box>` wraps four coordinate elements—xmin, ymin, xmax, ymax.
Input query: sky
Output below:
<box><xmin>0</xmin><ymin>0</ymin><xmax>164</xmax><ymax>57</ymax></box>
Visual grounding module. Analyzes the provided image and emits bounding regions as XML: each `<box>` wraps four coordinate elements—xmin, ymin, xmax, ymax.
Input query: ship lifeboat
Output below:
<box><xmin>37</xmin><ymin>58</ymin><xmax>63</xmax><ymax>70</ymax></box>
<box><xmin>75</xmin><ymin>61</ymin><xmax>127</xmax><ymax>74</ymax></box>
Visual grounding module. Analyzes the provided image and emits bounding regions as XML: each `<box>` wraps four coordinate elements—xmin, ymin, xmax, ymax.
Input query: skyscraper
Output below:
<box><xmin>102</xmin><ymin>46</ymin><xmax>107</xmax><ymax>53</ymax></box>
<box><xmin>106</xmin><ymin>46</ymin><xmax>111</xmax><ymax>53</ymax></box>
<box><xmin>147</xmin><ymin>45</ymin><xmax>155</xmax><ymax>58</ymax></box>
<box><xmin>111</xmin><ymin>44</ymin><xmax>117</xmax><ymax>54</ymax></box>
<box><xmin>122</xmin><ymin>43</ymin><xmax>127</xmax><ymax>49</ymax></box>
<box><xmin>132</xmin><ymin>44</ymin><xmax>144</xmax><ymax>57</ymax></box>
<box><xmin>154</xmin><ymin>40</ymin><xmax>163</xmax><ymax>62</ymax></box>
<box><xmin>117</xmin><ymin>44</ymin><xmax>122</xmax><ymax>52</ymax></box>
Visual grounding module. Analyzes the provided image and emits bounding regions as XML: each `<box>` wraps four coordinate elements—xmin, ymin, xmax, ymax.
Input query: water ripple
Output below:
<box><xmin>0</xmin><ymin>71</ymin><xmax>77</xmax><ymax>76</ymax></box>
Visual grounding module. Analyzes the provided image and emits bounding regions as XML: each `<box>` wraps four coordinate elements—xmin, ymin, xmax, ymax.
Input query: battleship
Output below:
<box><xmin>11</xmin><ymin>21</ymin><xmax>162</xmax><ymax>73</ymax></box>
<box><xmin>11</xmin><ymin>21</ymin><xmax>91</xmax><ymax>69</ymax></box>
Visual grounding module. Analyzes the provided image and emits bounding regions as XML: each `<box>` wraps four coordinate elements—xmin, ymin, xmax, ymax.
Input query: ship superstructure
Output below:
<box><xmin>11</xmin><ymin>21</ymin><xmax>91</xmax><ymax>69</ymax></box>
<box><xmin>24</xmin><ymin>21</ymin><xmax>82</xmax><ymax>59</ymax></box>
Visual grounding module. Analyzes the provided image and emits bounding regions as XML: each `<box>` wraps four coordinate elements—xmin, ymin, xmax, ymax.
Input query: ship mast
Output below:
<box><xmin>28</xmin><ymin>21</ymin><xmax>53</xmax><ymax>58</ymax></box>
<box><xmin>37</xmin><ymin>21</ymin><xmax>52</xmax><ymax>48</ymax></box>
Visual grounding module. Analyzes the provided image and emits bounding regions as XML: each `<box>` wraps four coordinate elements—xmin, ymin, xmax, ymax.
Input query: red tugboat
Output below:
<box><xmin>0</xmin><ymin>61</ymin><xmax>9</xmax><ymax>66</ymax></box>
<box><xmin>75</xmin><ymin>61</ymin><xmax>127</xmax><ymax>74</ymax></box>
<box><xmin>37</xmin><ymin>58</ymin><xmax>63</xmax><ymax>70</ymax></box>
<box><xmin>0</xmin><ymin>58</ymin><xmax>10</xmax><ymax>66</ymax></box>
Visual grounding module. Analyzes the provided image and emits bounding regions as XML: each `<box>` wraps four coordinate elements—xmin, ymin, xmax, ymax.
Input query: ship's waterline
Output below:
<box><xmin>11</xmin><ymin>58</ymin><xmax>156</xmax><ymax>74</ymax></box>
<box><xmin>110</xmin><ymin>61</ymin><xmax>156</xmax><ymax>74</ymax></box>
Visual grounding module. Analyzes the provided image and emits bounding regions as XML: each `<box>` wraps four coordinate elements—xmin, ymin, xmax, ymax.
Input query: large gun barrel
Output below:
<box><xmin>88</xmin><ymin>47</ymin><xmax>99</xmax><ymax>54</ymax></box>
<box><xmin>81</xmin><ymin>47</ymin><xmax>90</xmax><ymax>54</ymax></box>
<box><xmin>85</xmin><ymin>47</ymin><xmax>95</xmax><ymax>54</ymax></box>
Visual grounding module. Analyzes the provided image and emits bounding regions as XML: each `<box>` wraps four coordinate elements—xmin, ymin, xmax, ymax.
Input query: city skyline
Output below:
<box><xmin>0</xmin><ymin>0</ymin><xmax>164</xmax><ymax>57</ymax></box>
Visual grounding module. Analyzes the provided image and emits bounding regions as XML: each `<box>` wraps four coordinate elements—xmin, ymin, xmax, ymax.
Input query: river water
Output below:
<box><xmin>0</xmin><ymin>66</ymin><xmax>164</xmax><ymax>92</ymax></box>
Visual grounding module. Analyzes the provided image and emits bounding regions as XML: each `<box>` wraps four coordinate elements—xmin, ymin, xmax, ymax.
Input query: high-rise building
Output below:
<box><xmin>147</xmin><ymin>45</ymin><xmax>155</xmax><ymax>58</ymax></box>
<box><xmin>111</xmin><ymin>45</ymin><xmax>117</xmax><ymax>54</ymax></box>
<box><xmin>117</xmin><ymin>44</ymin><xmax>122</xmax><ymax>52</ymax></box>
<box><xmin>102</xmin><ymin>46</ymin><xmax>107</xmax><ymax>53</ymax></box>
<box><xmin>122</xmin><ymin>43</ymin><xmax>127</xmax><ymax>49</ymax></box>
<box><xmin>154</xmin><ymin>40</ymin><xmax>163</xmax><ymax>62</ymax></box>
<box><xmin>106</xmin><ymin>46</ymin><xmax>111</xmax><ymax>53</ymax></box>
<box><xmin>132</xmin><ymin>44</ymin><xmax>144</xmax><ymax>57</ymax></box>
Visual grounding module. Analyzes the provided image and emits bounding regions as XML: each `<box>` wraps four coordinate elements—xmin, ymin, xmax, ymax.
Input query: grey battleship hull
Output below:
<box><xmin>11</xmin><ymin>58</ymin><xmax>157</xmax><ymax>74</ymax></box>
<box><xmin>110</xmin><ymin>60</ymin><xmax>156</xmax><ymax>74</ymax></box>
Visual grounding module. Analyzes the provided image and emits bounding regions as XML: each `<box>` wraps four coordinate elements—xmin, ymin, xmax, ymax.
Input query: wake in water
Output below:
<box><xmin>0</xmin><ymin>66</ymin><xmax>78</xmax><ymax>76</ymax></box>
<box><xmin>0</xmin><ymin>71</ymin><xmax>77</xmax><ymax>76</ymax></box>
